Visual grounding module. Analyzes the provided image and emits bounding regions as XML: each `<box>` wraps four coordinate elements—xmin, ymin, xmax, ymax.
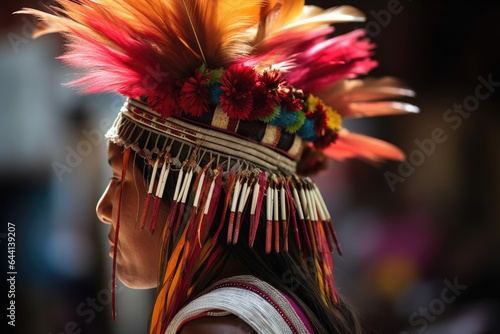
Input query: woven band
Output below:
<box><xmin>107</xmin><ymin>98</ymin><xmax>300</xmax><ymax>173</ymax></box>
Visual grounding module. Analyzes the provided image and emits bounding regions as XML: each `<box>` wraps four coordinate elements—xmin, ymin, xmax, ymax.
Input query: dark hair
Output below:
<box><xmin>219</xmin><ymin>207</ymin><xmax>363</xmax><ymax>334</ymax></box>
<box><xmin>129</xmin><ymin>127</ymin><xmax>362</xmax><ymax>334</ymax></box>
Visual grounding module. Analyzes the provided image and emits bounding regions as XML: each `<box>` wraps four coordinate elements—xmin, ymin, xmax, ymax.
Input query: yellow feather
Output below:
<box><xmin>18</xmin><ymin>0</ymin><xmax>267</xmax><ymax>80</ymax></box>
<box><xmin>255</xmin><ymin>0</ymin><xmax>305</xmax><ymax>43</ymax></box>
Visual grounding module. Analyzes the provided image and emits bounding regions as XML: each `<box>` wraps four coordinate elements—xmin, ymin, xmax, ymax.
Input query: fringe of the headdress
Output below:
<box><xmin>108</xmin><ymin>113</ymin><xmax>342</xmax><ymax>331</ymax></box>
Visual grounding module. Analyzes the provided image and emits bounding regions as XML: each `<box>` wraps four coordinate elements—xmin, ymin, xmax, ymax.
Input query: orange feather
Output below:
<box><xmin>324</xmin><ymin>129</ymin><xmax>406</xmax><ymax>163</ymax></box>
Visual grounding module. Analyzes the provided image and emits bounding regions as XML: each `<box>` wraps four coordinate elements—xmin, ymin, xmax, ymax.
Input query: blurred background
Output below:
<box><xmin>1</xmin><ymin>0</ymin><xmax>499</xmax><ymax>333</ymax></box>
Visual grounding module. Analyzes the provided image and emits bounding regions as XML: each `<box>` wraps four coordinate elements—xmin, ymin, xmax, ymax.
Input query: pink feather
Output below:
<box><xmin>285</xmin><ymin>29</ymin><xmax>377</xmax><ymax>91</ymax></box>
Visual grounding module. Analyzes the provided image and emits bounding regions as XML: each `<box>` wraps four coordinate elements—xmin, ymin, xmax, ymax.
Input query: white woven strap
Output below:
<box><xmin>165</xmin><ymin>275</ymin><xmax>311</xmax><ymax>334</ymax></box>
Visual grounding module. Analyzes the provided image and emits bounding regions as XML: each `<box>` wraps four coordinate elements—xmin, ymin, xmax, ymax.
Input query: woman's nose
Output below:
<box><xmin>96</xmin><ymin>183</ymin><xmax>113</xmax><ymax>225</ymax></box>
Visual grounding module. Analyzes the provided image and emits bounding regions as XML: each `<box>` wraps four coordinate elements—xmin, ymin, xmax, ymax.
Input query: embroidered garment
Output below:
<box><xmin>166</xmin><ymin>275</ymin><xmax>314</xmax><ymax>334</ymax></box>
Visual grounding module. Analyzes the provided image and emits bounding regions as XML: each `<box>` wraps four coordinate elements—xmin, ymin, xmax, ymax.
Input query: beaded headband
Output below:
<box><xmin>109</xmin><ymin>97</ymin><xmax>340</xmax><ymax>251</ymax></box>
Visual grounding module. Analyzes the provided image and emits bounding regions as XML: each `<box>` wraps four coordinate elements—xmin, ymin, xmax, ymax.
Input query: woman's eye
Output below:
<box><xmin>110</xmin><ymin>177</ymin><xmax>121</xmax><ymax>185</ymax></box>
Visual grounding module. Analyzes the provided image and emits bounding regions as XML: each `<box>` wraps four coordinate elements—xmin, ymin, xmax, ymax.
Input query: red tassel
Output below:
<box><xmin>312</xmin><ymin>184</ymin><xmax>343</xmax><ymax>255</ymax></box>
<box><xmin>213</xmin><ymin>169</ymin><xmax>236</xmax><ymax>243</ymax></box>
<box><xmin>227</xmin><ymin>211</ymin><xmax>236</xmax><ymax>244</ymax></box>
<box><xmin>284</xmin><ymin>180</ymin><xmax>300</xmax><ymax>250</ymax></box>
<box><xmin>292</xmin><ymin>185</ymin><xmax>311</xmax><ymax>251</ymax></box>
<box><xmin>265</xmin><ymin>181</ymin><xmax>274</xmax><ymax>254</ymax></box>
<box><xmin>299</xmin><ymin>218</ymin><xmax>312</xmax><ymax>251</ymax></box>
<box><xmin>233</xmin><ymin>174</ymin><xmax>253</xmax><ymax>245</ymax></box>
<box><xmin>273</xmin><ymin>185</ymin><xmax>280</xmax><ymax>253</ymax></box>
<box><xmin>274</xmin><ymin>219</ymin><xmax>280</xmax><ymax>253</ymax></box>
<box><xmin>139</xmin><ymin>194</ymin><xmax>152</xmax><ymax>230</ymax></box>
<box><xmin>173</xmin><ymin>169</ymin><xmax>194</xmax><ymax>237</ymax></box>
<box><xmin>227</xmin><ymin>174</ymin><xmax>243</xmax><ymax>244</ymax></box>
<box><xmin>165</xmin><ymin>200</ymin><xmax>178</xmax><ymax>242</ymax></box>
<box><xmin>233</xmin><ymin>212</ymin><xmax>243</xmax><ymax>245</ymax></box>
<box><xmin>197</xmin><ymin>174</ymin><xmax>217</xmax><ymax>244</ymax></box>
<box><xmin>174</xmin><ymin>202</ymin><xmax>187</xmax><ymax>237</ymax></box>
<box><xmin>265</xmin><ymin>220</ymin><xmax>272</xmax><ymax>254</ymax></box>
<box><xmin>206</xmin><ymin>166</ymin><xmax>223</xmax><ymax>230</ymax></box>
<box><xmin>327</xmin><ymin>220</ymin><xmax>342</xmax><ymax>255</ymax></box>
<box><xmin>149</xmin><ymin>196</ymin><xmax>162</xmax><ymax>233</ymax></box>
<box><xmin>279</xmin><ymin>183</ymin><xmax>288</xmax><ymax>252</ymax></box>
<box><xmin>140</xmin><ymin>158</ymin><xmax>159</xmax><ymax>230</ymax></box>
<box><xmin>249</xmin><ymin>170</ymin><xmax>267</xmax><ymax>247</ymax></box>
<box><xmin>282</xmin><ymin>219</ymin><xmax>289</xmax><ymax>252</ymax></box>
<box><xmin>306</xmin><ymin>218</ymin><xmax>317</xmax><ymax>254</ymax></box>
<box><xmin>167</xmin><ymin>166</ymin><xmax>186</xmax><ymax>239</ymax></box>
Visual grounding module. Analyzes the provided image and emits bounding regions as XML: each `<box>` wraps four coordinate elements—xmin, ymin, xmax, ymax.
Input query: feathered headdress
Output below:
<box><xmin>17</xmin><ymin>1</ymin><xmax>418</xmax><ymax>332</ymax></box>
<box><xmin>17</xmin><ymin>0</ymin><xmax>418</xmax><ymax>167</ymax></box>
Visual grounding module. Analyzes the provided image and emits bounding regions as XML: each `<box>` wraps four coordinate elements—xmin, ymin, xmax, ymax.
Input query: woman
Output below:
<box><xmin>19</xmin><ymin>1</ymin><xmax>417</xmax><ymax>333</ymax></box>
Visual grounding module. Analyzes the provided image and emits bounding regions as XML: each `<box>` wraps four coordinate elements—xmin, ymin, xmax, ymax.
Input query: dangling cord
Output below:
<box><xmin>227</xmin><ymin>172</ymin><xmax>244</xmax><ymax>244</ymax></box>
<box><xmin>283</xmin><ymin>177</ymin><xmax>301</xmax><ymax>251</ymax></box>
<box><xmin>265</xmin><ymin>177</ymin><xmax>274</xmax><ymax>254</ymax></box>
<box><xmin>249</xmin><ymin>170</ymin><xmax>267</xmax><ymax>248</ymax></box>
<box><xmin>112</xmin><ymin>147</ymin><xmax>131</xmax><ymax>321</ymax></box>
<box><xmin>233</xmin><ymin>171</ymin><xmax>254</xmax><ymax>245</ymax></box>
<box><xmin>140</xmin><ymin>157</ymin><xmax>159</xmax><ymax>230</ymax></box>
<box><xmin>291</xmin><ymin>179</ymin><xmax>312</xmax><ymax>251</ymax></box>
<box><xmin>149</xmin><ymin>150</ymin><xmax>171</xmax><ymax>234</ymax></box>
<box><xmin>279</xmin><ymin>176</ymin><xmax>289</xmax><ymax>252</ymax></box>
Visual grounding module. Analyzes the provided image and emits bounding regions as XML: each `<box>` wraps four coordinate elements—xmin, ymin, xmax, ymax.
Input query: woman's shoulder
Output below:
<box><xmin>180</xmin><ymin>314</ymin><xmax>255</xmax><ymax>334</ymax></box>
<box><xmin>168</xmin><ymin>275</ymin><xmax>313</xmax><ymax>334</ymax></box>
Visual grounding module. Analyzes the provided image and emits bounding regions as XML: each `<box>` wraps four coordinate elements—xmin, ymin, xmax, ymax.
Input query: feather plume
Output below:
<box><xmin>319</xmin><ymin>77</ymin><xmax>420</xmax><ymax>117</ymax></box>
<box><xmin>343</xmin><ymin>101</ymin><xmax>420</xmax><ymax>118</ymax></box>
<box><xmin>324</xmin><ymin>129</ymin><xmax>406</xmax><ymax>163</ymax></box>
<box><xmin>255</xmin><ymin>5</ymin><xmax>364</xmax><ymax>48</ymax></box>
<box><xmin>254</xmin><ymin>0</ymin><xmax>305</xmax><ymax>44</ymax></box>
<box><xmin>16</xmin><ymin>0</ymin><xmax>266</xmax><ymax>96</ymax></box>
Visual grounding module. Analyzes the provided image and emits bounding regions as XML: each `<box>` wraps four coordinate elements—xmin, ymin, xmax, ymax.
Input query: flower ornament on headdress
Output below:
<box><xmin>19</xmin><ymin>0</ymin><xmax>418</xmax><ymax>171</ymax></box>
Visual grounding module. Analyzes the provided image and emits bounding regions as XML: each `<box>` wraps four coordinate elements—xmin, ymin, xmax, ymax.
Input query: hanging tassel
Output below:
<box><xmin>227</xmin><ymin>173</ymin><xmax>244</xmax><ymax>244</ymax></box>
<box><xmin>312</xmin><ymin>183</ymin><xmax>342</xmax><ymax>255</ymax></box>
<box><xmin>173</xmin><ymin>149</ymin><xmax>198</xmax><ymax>239</ymax></box>
<box><xmin>265</xmin><ymin>178</ymin><xmax>274</xmax><ymax>254</ymax></box>
<box><xmin>192</xmin><ymin>175</ymin><xmax>214</xmax><ymax>247</ymax></box>
<box><xmin>273</xmin><ymin>175</ymin><xmax>280</xmax><ymax>253</ymax></box>
<box><xmin>111</xmin><ymin>147</ymin><xmax>131</xmax><ymax>321</ymax></box>
<box><xmin>310</xmin><ymin>186</ymin><xmax>334</xmax><ymax>254</ymax></box>
<box><xmin>149</xmin><ymin>153</ymin><xmax>171</xmax><ymax>234</ymax></box>
<box><xmin>284</xmin><ymin>178</ymin><xmax>301</xmax><ymax>250</ymax></box>
<box><xmin>280</xmin><ymin>179</ymin><xmax>289</xmax><ymax>252</ymax></box>
<box><xmin>249</xmin><ymin>170</ymin><xmax>267</xmax><ymax>247</ymax></box>
<box><xmin>197</xmin><ymin>168</ymin><xmax>219</xmax><ymax>244</ymax></box>
<box><xmin>206</xmin><ymin>165</ymin><xmax>224</xmax><ymax>229</ymax></box>
<box><xmin>212</xmin><ymin>169</ymin><xmax>236</xmax><ymax>244</ymax></box>
<box><xmin>184</xmin><ymin>157</ymin><xmax>215</xmax><ymax>243</ymax></box>
<box><xmin>233</xmin><ymin>171</ymin><xmax>253</xmax><ymax>245</ymax></box>
<box><xmin>164</xmin><ymin>162</ymin><xmax>186</xmax><ymax>242</ymax></box>
<box><xmin>305</xmin><ymin>186</ymin><xmax>319</xmax><ymax>252</ymax></box>
<box><xmin>173</xmin><ymin>168</ymin><xmax>194</xmax><ymax>238</ymax></box>
<box><xmin>297</xmin><ymin>179</ymin><xmax>319</xmax><ymax>254</ymax></box>
<box><xmin>140</xmin><ymin>157</ymin><xmax>159</xmax><ymax>230</ymax></box>
<box><xmin>291</xmin><ymin>181</ymin><xmax>311</xmax><ymax>251</ymax></box>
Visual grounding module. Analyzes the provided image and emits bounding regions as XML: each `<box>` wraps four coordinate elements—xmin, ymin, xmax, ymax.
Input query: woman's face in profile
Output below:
<box><xmin>96</xmin><ymin>142</ymin><xmax>169</xmax><ymax>289</ymax></box>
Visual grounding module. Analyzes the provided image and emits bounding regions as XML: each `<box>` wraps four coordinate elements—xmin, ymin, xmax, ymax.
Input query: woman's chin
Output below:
<box><xmin>116</xmin><ymin>269</ymin><xmax>157</xmax><ymax>289</ymax></box>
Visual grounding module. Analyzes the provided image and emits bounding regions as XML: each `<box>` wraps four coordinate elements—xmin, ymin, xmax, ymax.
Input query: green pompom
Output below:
<box><xmin>285</xmin><ymin>111</ymin><xmax>306</xmax><ymax>133</ymax></box>
<box><xmin>259</xmin><ymin>104</ymin><xmax>281</xmax><ymax>123</ymax></box>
